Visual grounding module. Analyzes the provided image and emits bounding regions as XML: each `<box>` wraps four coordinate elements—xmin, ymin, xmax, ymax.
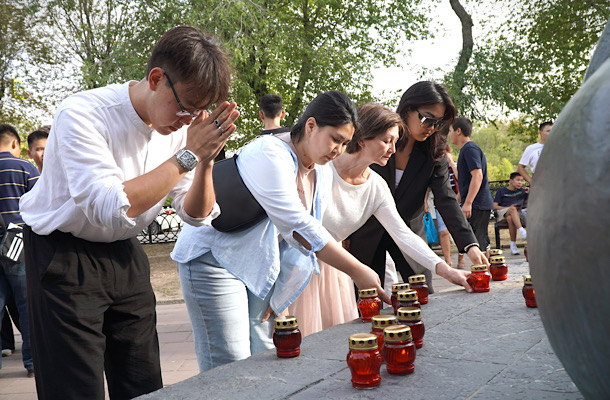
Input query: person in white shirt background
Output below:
<box><xmin>19</xmin><ymin>26</ymin><xmax>239</xmax><ymax>400</ymax></box>
<box><xmin>518</xmin><ymin>121</ymin><xmax>553</xmax><ymax>184</ymax></box>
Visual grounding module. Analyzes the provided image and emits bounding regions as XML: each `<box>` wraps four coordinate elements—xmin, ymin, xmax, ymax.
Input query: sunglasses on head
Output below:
<box><xmin>416</xmin><ymin>109</ymin><xmax>445</xmax><ymax>130</ymax></box>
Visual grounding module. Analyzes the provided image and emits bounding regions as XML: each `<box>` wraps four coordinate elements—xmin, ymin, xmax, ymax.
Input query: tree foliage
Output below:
<box><xmin>3</xmin><ymin>0</ymin><xmax>608</xmax><ymax>156</ymax></box>
<box><xmin>445</xmin><ymin>0</ymin><xmax>609</xmax><ymax>142</ymax></box>
<box><xmin>11</xmin><ymin>0</ymin><xmax>433</xmax><ymax>151</ymax></box>
<box><xmin>0</xmin><ymin>0</ymin><xmax>58</xmax><ymax>136</ymax></box>
<box><xmin>180</xmin><ymin>0</ymin><xmax>432</xmax><ymax>149</ymax></box>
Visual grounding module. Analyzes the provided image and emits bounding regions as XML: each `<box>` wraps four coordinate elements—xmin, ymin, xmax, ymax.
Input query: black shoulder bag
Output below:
<box><xmin>211</xmin><ymin>155</ymin><xmax>267</xmax><ymax>232</ymax></box>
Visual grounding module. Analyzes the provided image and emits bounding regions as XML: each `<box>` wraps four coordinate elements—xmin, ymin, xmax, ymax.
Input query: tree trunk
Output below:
<box><xmin>286</xmin><ymin>0</ymin><xmax>312</xmax><ymax>126</ymax></box>
<box><xmin>449</xmin><ymin>0</ymin><xmax>473</xmax><ymax>91</ymax></box>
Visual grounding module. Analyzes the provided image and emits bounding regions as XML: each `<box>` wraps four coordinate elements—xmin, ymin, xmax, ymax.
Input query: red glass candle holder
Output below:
<box><xmin>408</xmin><ymin>274</ymin><xmax>429</xmax><ymax>304</ymax></box>
<box><xmin>397</xmin><ymin>307</ymin><xmax>425</xmax><ymax>349</ymax></box>
<box><xmin>467</xmin><ymin>265</ymin><xmax>491</xmax><ymax>293</ymax></box>
<box><xmin>382</xmin><ymin>325</ymin><xmax>416</xmax><ymax>375</ymax></box>
<box><xmin>391</xmin><ymin>283</ymin><xmax>410</xmax><ymax>315</ymax></box>
<box><xmin>371</xmin><ymin>315</ymin><xmax>397</xmax><ymax>359</ymax></box>
<box><xmin>358</xmin><ymin>288</ymin><xmax>382</xmax><ymax>322</ymax></box>
<box><xmin>346</xmin><ymin>333</ymin><xmax>382</xmax><ymax>389</ymax></box>
<box><xmin>489</xmin><ymin>248</ymin><xmax>503</xmax><ymax>257</ymax></box>
<box><xmin>273</xmin><ymin>316</ymin><xmax>302</xmax><ymax>358</ymax></box>
<box><xmin>397</xmin><ymin>289</ymin><xmax>421</xmax><ymax>309</ymax></box>
<box><xmin>522</xmin><ymin>275</ymin><xmax>537</xmax><ymax>307</ymax></box>
<box><xmin>489</xmin><ymin>255</ymin><xmax>508</xmax><ymax>281</ymax></box>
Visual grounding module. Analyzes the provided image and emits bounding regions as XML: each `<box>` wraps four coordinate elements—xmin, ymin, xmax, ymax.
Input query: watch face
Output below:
<box><xmin>183</xmin><ymin>151</ymin><xmax>197</xmax><ymax>165</ymax></box>
<box><xmin>178</xmin><ymin>149</ymin><xmax>198</xmax><ymax>170</ymax></box>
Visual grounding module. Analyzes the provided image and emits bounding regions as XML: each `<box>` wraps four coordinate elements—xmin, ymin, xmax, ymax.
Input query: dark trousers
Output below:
<box><xmin>468</xmin><ymin>209</ymin><xmax>491</xmax><ymax>251</ymax></box>
<box><xmin>1</xmin><ymin>295</ymin><xmax>19</xmax><ymax>351</ymax></box>
<box><xmin>24</xmin><ymin>226</ymin><xmax>163</xmax><ymax>400</ymax></box>
<box><xmin>371</xmin><ymin>233</ymin><xmax>416</xmax><ymax>287</ymax></box>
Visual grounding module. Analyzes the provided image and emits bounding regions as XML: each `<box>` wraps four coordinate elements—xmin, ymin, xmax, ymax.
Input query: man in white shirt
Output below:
<box><xmin>20</xmin><ymin>26</ymin><xmax>239</xmax><ymax>400</ymax></box>
<box><xmin>518</xmin><ymin>121</ymin><xmax>553</xmax><ymax>184</ymax></box>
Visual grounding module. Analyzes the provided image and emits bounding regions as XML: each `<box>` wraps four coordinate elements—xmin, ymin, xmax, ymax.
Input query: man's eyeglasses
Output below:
<box><xmin>417</xmin><ymin>110</ymin><xmax>445</xmax><ymax>131</ymax></box>
<box><xmin>164</xmin><ymin>72</ymin><xmax>201</xmax><ymax>120</ymax></box>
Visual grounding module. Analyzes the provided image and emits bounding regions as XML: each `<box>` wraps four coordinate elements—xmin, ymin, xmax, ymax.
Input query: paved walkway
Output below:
<box><xmin>0</xmin><ymin>302</ymin><xmax>198</xmax><ymax>400</ymax></box>
<box><xmin>2</xmin><ymin>250</ymin><xmax>580</xmax><ymax>399</ymax></box>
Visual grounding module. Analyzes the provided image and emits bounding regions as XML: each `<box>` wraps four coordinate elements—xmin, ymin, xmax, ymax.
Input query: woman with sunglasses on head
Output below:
<box><xmin>171</xmin><ymin>91</ymin><xmax>389</xmax><ymax>373</ymax></box>
<box><xmin>348</xmin><ymin>81</ymin><xmax>489</xmax><ymax>292</ymax></box>
<box><xmin>288</xmin><ymin>104</ymin><xmax>473</xmax><ymax>336</ymax></box>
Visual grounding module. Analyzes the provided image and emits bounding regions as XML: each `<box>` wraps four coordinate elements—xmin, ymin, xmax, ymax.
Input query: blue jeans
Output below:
<box><xmin>0</xmin><ymin>259</ymin><xmax>32</xmax><ymax>371</ymax></box>
<box><xmin>178</xmin><ymin>251</ymin><xmax>274</xmax><ymax>372</ymax></box>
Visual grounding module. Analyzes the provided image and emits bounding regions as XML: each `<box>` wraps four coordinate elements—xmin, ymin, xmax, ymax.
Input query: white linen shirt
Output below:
<box><xmin>19</xmin><ymin>82</ymin><xmax>217</xmax><ymax>242</ymax></box>
<box><xmin>171</xmin><ymin>135</ymin><xmax>334</xmax><ymax>313</ymax></box>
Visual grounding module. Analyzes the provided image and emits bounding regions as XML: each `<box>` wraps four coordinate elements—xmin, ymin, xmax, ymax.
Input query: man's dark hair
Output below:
<box><xmin>260</xmin><ymin>94</ymin><xmax>284</xmax><ymax>118</ymax></box>
<box><xmin>27</xmin><ymin>125</ymin><xmax>50</xmax><ymax>149</ymax></box>
<box><xmin>291</xmin><ymin>91</ymin><xmax>358</xmax><ymax>143</ymax></box>
<box><xmin>0</xmin><ymin>124</ymin><xmax>20</xmax><ymax>145</ymax></box>
<box><xmin>452</xmin><ymin>117</ymin><xmax>473</xmax><ymax>137</ymax></box>
<box><xmin>147</xmin><ymin>25</ymin><xmax>231</xmax><ymax>110</ymax></box>
<box><xmin>509</xmin><ymin>172</ymin><xmax>522</xmax><ymax>180</ymax></box>
<box><xmin>539</xmin><ymin>121</ymin><xmax>553</xmax><ymax>131</ymax></box>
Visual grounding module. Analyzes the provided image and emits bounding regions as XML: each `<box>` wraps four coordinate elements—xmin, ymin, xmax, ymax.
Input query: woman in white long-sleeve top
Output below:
<box><xmin>288</xmin><ymin>104</ymin><xmax>473</xmax><ymax>336</ymax></box>
<box><xmin>171</xmin><ymin>91</ymin><xmax>389</xmax><ymax>372</ymax></box>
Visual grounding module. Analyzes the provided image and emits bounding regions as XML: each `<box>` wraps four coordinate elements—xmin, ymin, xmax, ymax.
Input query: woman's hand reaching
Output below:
<box><xmin>435</xmin><ymin>261</ymin><xmax>473</xmax><ymax>292</ymax></box>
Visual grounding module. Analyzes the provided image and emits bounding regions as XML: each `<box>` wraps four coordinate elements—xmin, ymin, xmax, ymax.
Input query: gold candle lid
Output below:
<box><xmin>523</xmin><ymin>275</ymin><xmax>532</xmax><ymax>284</ymax></box>
<box><xmin>397</xmin><ymin>307</ymin><xmax>422</xmax><ymax>321</ymax></box>
<box><xmin>274</xmin><ymin>316</ymin><xmax>298</xmax><ymax>329</ymax></box>
<box><xmin>489</xmin><ymin>249</ymin><xmax>503</xmax><ymax>256</ymax></box>
<box><xmin>408</xmin><ymin>274</ymin><xmax>426</xmax><ymax>284</ymax></box>
<box><xmin>359</xmin><ymin>288</ymin><xmax>378</xmax><ymax>298</ymax></box>
<box><xmin>490</xmin><ymin>255</ymin><xmax>506</xmax><ymax>264</ymax></box>
<box><xmin>383</xmin><ymin>325</ymin><xmax>412</xmax><ymax>342</ymax></box>
<box><xmin>397</xmin><ymin>289</ymin><xmax>418</xmax><ymax>301</ymax></box>
<box><xmin>348</xmin><ymin>333</ymin><xmax>378</xmax><ymax>350</ymax></box>
<box><xmin>471</xmin><ymin>264</ymin><xmax>488</xmax><ymax>272</ymax></box>
<box><xmin>371</xmin><ymin>315</ymin><xmax>397</xmax><ymax>329</ymax></box>
<box><xmin>391</xmin><ymin>283</ymin><xmax>410</xmax><ymax>293</ymax></box>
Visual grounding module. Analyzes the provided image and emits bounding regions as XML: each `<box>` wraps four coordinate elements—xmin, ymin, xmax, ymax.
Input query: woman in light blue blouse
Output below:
<box><xmin>172</xmin><ymin>91</ymin><xmax>389</xmax><ymax>372</ymax></box>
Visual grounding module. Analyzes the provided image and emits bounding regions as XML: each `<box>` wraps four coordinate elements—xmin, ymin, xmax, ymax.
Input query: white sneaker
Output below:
<box><xmin>510</xmin><ymin>242</ymin><xmax>520</xmax><ymax>255</ymax></box>
<box><xmin>518</xmin><ymin>227</ymin><xmax>527</xmax><ymax>240</ymax></box>
<box><xmin>2</xmin><ymin>349</ymin><xmax>12</xmax><ymax>357</ymax></box>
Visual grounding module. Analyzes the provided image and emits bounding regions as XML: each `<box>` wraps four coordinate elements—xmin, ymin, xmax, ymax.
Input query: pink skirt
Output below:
<box><xmin>287</xmin><ymin>260</ymin><xmax>359</xmax><ymax>337</ymax></box>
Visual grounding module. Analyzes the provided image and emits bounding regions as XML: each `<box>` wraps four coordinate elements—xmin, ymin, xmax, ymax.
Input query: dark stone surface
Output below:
<box><xmin>138</xmin><ymin>259</ymin><xmax>581</xmax><ymax>400</ymax></box>
<box><xmin>529</xmin><ymin>54</ymin><xmax>610</xmax><ymax>399</ymax></box>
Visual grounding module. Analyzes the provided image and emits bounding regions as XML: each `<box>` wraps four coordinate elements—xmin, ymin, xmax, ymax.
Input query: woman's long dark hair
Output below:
<box><xmin>291</xmin><ymin>91</ymin><xmax>358</xmax><ymax>143</ymax></box>
<box><xmin>395</xmin><ymin>81</ymin><xmax>457</xmax><ymax>162</ymax></box>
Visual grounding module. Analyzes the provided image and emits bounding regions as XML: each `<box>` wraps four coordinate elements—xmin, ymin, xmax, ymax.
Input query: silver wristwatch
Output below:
<box><xmin>175</xmin><ymin>148</ymin><xmax>199</xmax><ymax>171</ymax></box>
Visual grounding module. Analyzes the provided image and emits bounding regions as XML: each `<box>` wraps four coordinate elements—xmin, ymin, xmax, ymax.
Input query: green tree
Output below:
<box><xmin>184</xmin><ymin>0</ymin><xmax>433</xmax><ymax>149</ymax></box>
<box><xmin>40</xmin><ymin>0</ymin><xmax>160</xmax><ymax>90</ymax></box>
<box><xmin>23</xmin><ymin>0</ymin><xmax>434</xmax><ymax>151</ymax></box>
<box><xmin>444</xmin><ymin>0</ymin><xmax>608</xmax><ymax>142</ymax></box>
<box><xmin>0</xmin><ymin>1</ymin><xmax>58</xmax><ymax>136</ymax></box>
